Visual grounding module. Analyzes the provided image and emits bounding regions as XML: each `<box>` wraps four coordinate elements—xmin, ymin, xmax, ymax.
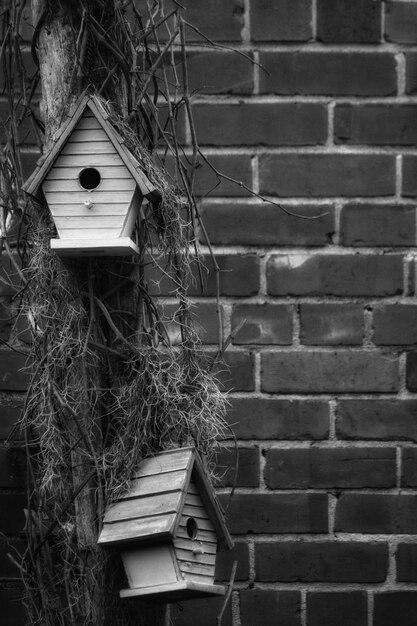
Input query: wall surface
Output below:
<box><xmin>2</xmin><ymin>1</ymin><xmax>417</xmax><ymax>625</ymax></box>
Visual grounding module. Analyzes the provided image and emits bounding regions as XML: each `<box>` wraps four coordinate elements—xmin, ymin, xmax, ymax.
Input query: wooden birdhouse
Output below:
<box><xmin>97</xmin><ymin>447</ymin><xmax>234</xmax><ymax>602</ymax></box>
<box><xmin>23</xmin><ymin>95</ymin><xmax>160</xmax><ymax>256</ymax></box>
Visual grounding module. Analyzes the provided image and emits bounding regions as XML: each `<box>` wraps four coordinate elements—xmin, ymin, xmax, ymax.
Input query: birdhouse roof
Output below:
<box><xmin>22</xmin><ymin>94</ymin><xmax>159</xmax><ymax>202</ymax></box>
<box><xmin>98</xmin><ymin>447</ymin><xmax>233</xmax><ymax>551</ymax></box>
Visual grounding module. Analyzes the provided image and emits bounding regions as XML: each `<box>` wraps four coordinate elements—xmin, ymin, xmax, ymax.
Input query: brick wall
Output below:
<box><xmin>2</xmin><ymin>1</ymin><xmax>417</xmax><ymax>625</ymax></box>
<box><xmin>169</xmin><ymin>1</ymin><xmax>417</xmax><ymax>625</ymax></box>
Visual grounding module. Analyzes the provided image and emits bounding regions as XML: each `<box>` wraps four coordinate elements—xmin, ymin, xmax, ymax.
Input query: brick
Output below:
<box><xmin>267</xmin><ymin>254</ymin><xmax>403</xmax><ymax>297</ymax></box>
<box><xmin>0</xmin><ymin>403</ymin><xmax>22</xmax><ymax>440</ymax></box>
<box><xmin>0</xmin><ymin>539</ymin><xmax>24</xmax><ymax>578</ymax></box>
<box><xmin>406</xmin><ymin>352</ymin><xmax>417</xmax><ymax>391</ymax></box>
<box><xmin>190</xmin><ymin>154</ymin><xmax>253</xmax><ymax>197</ymax></box>
<box><xmin>200</xmin><ymin>203</ymin><xmax>335</xmax><ymax>247</ymax></box>
<box><xmin>219</xmin><ymin>493</ymin><xmax>328</xmax><ymax>534</ymax></box>
<box><xmin>260</xmin><ymin>154</ymin><xmax>396</xmax><ymax>198</ymax></box>
<box><xmin>261</xmin><ymin>351</ymin><xmax>399</xmax><ymax>394</ymax></box>
<box><xmin>307</xmin><ymin>592</ymin><xmax>367</xmax><ymax>626</ymax></box>
<box><xmin>0</xmin><ymin>494</ymin><xmax>25</xmax><ymax>534</ymax></box>
<box><xmin>374</xmin><ymin>593</ymin><xmax>417</xmax><ymax>626</ymax></box>
<box><xmin>408</xmin><ymin>258</ymin><xmax>415</xmax><ymax>295</ymax></box>
<box><xmin>0</xmin><ymin>590</ymin><xmax>25</xmax><ymax>626</ymax></box>
<box><xmin>255</xmin><ymin>542</ymin><xmax>388</xmax><ymax>582</ymax></box>
<box><xmin>259</xmin><ymin>52</ymin><xmax>396</xmax><ymax>96</ymax></box>
<box><xmin>192</xmin><ymin>103</ymin><xmax>327</xmax><ymax>146</ymax></box>
<box><xmin>397</xmin><ymin>544</ymin><xmax>417</xmax><ymax>581</ymax></box>
<box><xmin>0</xmin><ymin>254</ymin><xmax>23</xmax><ymax>297</ymax></box>
<box><xmin>250</xmin><ymin>0</ymin><xmax>312</xmax><ymax>42</ymax></box>
<box><xmin>401</xmin><ymin>448</ymin><xmax>417</xmax><ymax>487</ymax></box>
<box><xmin>300</xmin><ymin>303</ymin><xmax>363</xmax><ymax>345</ymax></box>
<box><xmin>402</xmin><ymin>156</ymin><xmax>417</xmax><ymax>197</ymax></box>
<box><xmin>190</xmin><ymin>303</ymin><xmax>223</xmax><ymax>345</ymax></box>
<box><xmin>335</xmin><ymin>105</ymin><xmax>417</xmax><ymax>146</ymax></box>
<box><xmin>19</xmin><ymin>2</ymin><xmax>33</xmax><ymax>41</ymax></box>
<box><xmin>1</xmin><ymin>1</ymin><xmax>34</xmax><ymax>41</ymax></box>
<box><xmin>215</xmin><ymin>350</ymin><xmax>255</xmax><ymax>392</ymax></box>
<box><xmin>21</xmin><ymin>150</ymin><xmax>40</xmax><ymax>180</ymax></box>
<box><xmin>13</xmin><ymin>311</ymin><xmax>33</xmax><ymax>346</ymax></box>
<box><xmin>0</xmin><ymin>447</ymin><xmax>25</xmax><ymax>487</ymax></box>
<box><xmin>240</xmin><ymin>590</ymin><xmax>301</xmax><ymax>626</ymax></box>
<box><xmin>134</xmin><ymin>0</ymin><xmax>243</xmax><ymax>43</ymax></box>
<box><xmin>151</xmin><ymin>254</ymin><xmax>260</xmax><ymax>297</ymax></box>
<box><xmin>170</xmin><ymin>595</ymin><xmax>232</xmax><ymax>626</ymax></box>
<box><xmin>0</xmin><ymin>49</ymin><xmax>36</xmax><ymax>90</ymax></box>
<box><xmin>0</xmin><ymin>299</ymin><xmax>13</xmax><ymax>342</ymax></box>
<box><xmin>385</xmin><ymin>2</ymin><xmax>417</xmax><ymax>44</ymax></box>
<box><xmin>216</xmin><ymin>446</ymin><xmax>260</xmax><ymax>487</ymax></box>
<box><xmin>0</xmin><ymin>352</ymin><xmax>31</xmax><ymax>391</ymax></box>
<box><xmin>215</xmin><ymin>542</ymin><xmax>249</xmax><ymax>582</ymax></box>
<box><xmin>153</xmin><ymin>103</ymin><xmax>186</xmax><ymax>146</ymax></box>
<box><xmin>374</xmin><ymin>305</ymin><xmax>417</xmax><ymax>345</ymax></box>
<box><xmin>337</xmin><ymin>399</ymin><xmax>417</xmax><ymax>442</ymax></box>
<box><xmin>226</xmin><ymin>398</ymin><xmax>329</xmax><ymax>440</ymax></box>
<box><xmin>198</xmin><ymin>255</ymin><xmax>260</xmax><ymax>297</ymax></box>
<box><xmin>340</xmin><ymin>204</ymin><xmax>415</xmax><ymax>247</ymax></box>
<box><xmin>232</xmin><ymin>304</ymin><xmax>293</xmax><ymax>345</ymax></box>
<box><xmin>161</xmin><ymin>302</ymin><xmax>222</xmax><ymax>345</ymax></box>
<box><xmin>0</xmin><ymin>102</ymin><xmax>39</xmax><ymax>146</ymax></box>
<box><xmin>335</xmin><ymin>494</ymin><xmax>417</xmax><ymax>533</ymax></box>
<box><xmin>317</xmin><ymin>0</ymin><xmax>381</xmax><ymax>43</ymax></box>
<box><xmin>406</xmin><ymin>53</ymin><xmax>417</xmax><ymax>94</ymax></box>
<box><xmin>187</xmin><ymin>51</ymin><xmax>254</xmax><ymax>95</ymax></box>
<box><xmin>265</xmin><ymin>448</ymin><xmax>396</xmax><ymax>489</ymax></box>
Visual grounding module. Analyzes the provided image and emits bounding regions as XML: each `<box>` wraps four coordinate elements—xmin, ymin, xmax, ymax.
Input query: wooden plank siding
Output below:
<box><xmin>43</xmin><ymin>109</ymin><xmax>138</xmax><ymax>241</ymax></box>
<box><xmin>132</xmin><ymin>448</ymin><xmax>193</xmax><ymax>478</ymax></box>
<box><xmin>43</xmin><ymin>178</ymin><xmax>136</xmax><ymax>192</ymax></box>
<box><xmin>45</xmin><ymin>166</ymin><xmax>132</xmax><ymax>181</ymax></box>
<box><xmin>174</xmin><ymin>481</ymin><xmax>217</xmax><ymax>584</ymax></box>
<box><xmin>176</xmin><ymin>527</ymin><xmax>217</xmax><ymax>544</ymax></box>
<box><xmin>98</xmin><ymin>513</ymin><xmax>177</xmax><ymax>546</ymax></box>
<box><xmin>118</xmin><ymin>469</ymin><xmax>188</xmax><ymax>500</ymax></box>
<box><xmin>104</xmin><ymin>491</ymin><xmax>181</xmax><ymax>524</ymax></box>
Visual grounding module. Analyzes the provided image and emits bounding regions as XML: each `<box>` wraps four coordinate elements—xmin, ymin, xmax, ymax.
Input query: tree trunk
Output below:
<box><xmin>29</xmin><ymin>2</ymin><xmax>165</xmax><ymax>624</ymax></box>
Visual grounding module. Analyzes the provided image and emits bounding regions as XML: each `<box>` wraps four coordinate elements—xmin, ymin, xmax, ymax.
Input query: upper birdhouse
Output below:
<box><xmin>23</xmin><ymin>94</ymin><xmax>160</xmax><ymax>256</ymax></box>
<box><xmin>97</xmin><ymin>447</ymin><xmax>233</xmax><ymax>603</ymax></box>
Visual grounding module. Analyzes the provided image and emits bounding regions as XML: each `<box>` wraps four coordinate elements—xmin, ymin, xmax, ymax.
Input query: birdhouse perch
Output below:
<box><xmin>23</xmin><ymin>94</ymin><xmax>160</xmax><ymax>256</ymax></box>
<box><xmin>97</xmin><ymin>447</ymin><xmax>234</xmax><ymax>603</ymax></box>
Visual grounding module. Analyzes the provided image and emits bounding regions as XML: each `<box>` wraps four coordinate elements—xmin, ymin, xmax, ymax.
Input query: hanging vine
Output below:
<box><xmin>0</xmin><ymin>1</ymin><xmax>240</xmax><ymax>624</ymax></box>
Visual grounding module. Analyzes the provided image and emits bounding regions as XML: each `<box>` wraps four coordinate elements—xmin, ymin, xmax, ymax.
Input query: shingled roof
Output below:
<box><xmin>98</xmin><ymin>447</ymin><xmax>233</xmax><ymax>551</ymax></box>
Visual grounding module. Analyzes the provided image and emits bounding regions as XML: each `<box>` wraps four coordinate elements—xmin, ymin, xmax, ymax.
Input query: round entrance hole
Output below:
<box><xmin>186</xmin><ymin>517</ymin><xmax>198</xmax><ymax>540</ymax></box>
<box><xmin>79</xmin><ymin>167</ymin><xmax>101</xmax><ymax>190</ymax></box>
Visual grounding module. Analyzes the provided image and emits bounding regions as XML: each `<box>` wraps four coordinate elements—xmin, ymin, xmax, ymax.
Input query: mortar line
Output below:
<box><xmin>253</xmin><ymin>50</ymin><xmax>260</xmax><ymax>95</ymax></box>
<box><xmin>368</xmin><ymin>590</ymin><xmax>374</xmax><ymax>626</ymax></box>
<box><xmin>380</xmin><ymin>0</ymin><xmax>385</xmax><ymax>44</ymax></box>
<box><xmin>328</xmin><ymin>400</ymin><xmax>337</xmax><ymax>441</ymax></box>
<box><xmin>311</xmin><ymin>0</ymin><xmax>317</xmax><ymax>37</ymax></box>
<box><xmin>301</xmin><ymin>589</ymin><xmax>307</xmax><ymax>626</ymax></box>
<box><xmin>396</xmin><ymin>154</ymin><xmax>403</xmax><ymax>199</ymax></box>
<box><xmin>397</xmin><ymin>446</ymin><xmax>402</xmax><ymax>490</ymax></box>
<box><xmin>396</xmin><ymin>52</ymin><xmax>406</xmax><ymax>96</ymax></box>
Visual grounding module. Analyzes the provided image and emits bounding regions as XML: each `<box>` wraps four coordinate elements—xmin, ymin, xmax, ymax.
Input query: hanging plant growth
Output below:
<box><xmin>0</xmin><ymin>1</ymin><xmax>241</xmax><ymax>624</ymax></box>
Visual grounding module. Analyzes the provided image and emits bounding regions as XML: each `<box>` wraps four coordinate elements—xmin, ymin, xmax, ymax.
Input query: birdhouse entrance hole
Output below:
<box><xmin>186</xmin><ymin>517</ymin><xmax>198</xmax><ymax>540</ymax></box>
<box><xmin>79</xmin><ymin>167</ymin><xmax>101</xmax><ymax>190</ymax></box>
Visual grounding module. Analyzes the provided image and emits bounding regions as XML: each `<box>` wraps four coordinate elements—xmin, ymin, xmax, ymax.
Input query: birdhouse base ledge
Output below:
<box><xmin>51</xmin><ymin>237</ymin><xmax>139</xmax><ymax>257</ymax></box>
<box><xmin>119</xmin><ymin>580</ymin><xmax>226</xmax><ymax>603</ymax></box>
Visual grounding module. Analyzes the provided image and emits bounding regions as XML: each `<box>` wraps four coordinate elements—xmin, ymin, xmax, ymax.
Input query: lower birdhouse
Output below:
<box><xmin>97</xmin><ymin>447</ymin><xmax>233</xmax><ymax>602</ymax></box>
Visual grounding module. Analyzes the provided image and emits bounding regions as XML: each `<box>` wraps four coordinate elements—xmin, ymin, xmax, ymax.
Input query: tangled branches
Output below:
<box><xmin>0</xmin><ymin>1</ymin><xmax>233</xmax><ymax>624</ymax></box>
